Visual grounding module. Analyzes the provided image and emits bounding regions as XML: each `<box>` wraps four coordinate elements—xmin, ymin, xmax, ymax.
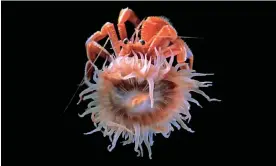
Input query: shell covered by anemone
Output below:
<box><xmin>78</xmin><ymin>48</ymin><xmax>220</xmax><ymax>159</ymax></box>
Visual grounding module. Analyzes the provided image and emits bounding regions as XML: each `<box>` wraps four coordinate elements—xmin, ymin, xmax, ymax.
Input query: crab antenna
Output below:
<box><xmin>179</xmin><ymin>36</ymin><xmax>204</xmax><ymax>39</ymax></box>
<box><xmin>156</xmin><ymin>35</ymin><xmax>204</xmax><ymax>39</ymax></box>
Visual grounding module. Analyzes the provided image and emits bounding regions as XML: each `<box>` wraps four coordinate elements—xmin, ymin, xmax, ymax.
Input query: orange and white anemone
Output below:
<box><xmin>78</xmin><ymin>48</ymin><xmax>220</xmax><ymax>159</ymax></box>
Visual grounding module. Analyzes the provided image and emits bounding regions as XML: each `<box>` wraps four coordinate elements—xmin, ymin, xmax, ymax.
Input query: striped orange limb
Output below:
<box><xmin>117</xmin><ymin>7</ymin><xmax>141</xmax><ymax>40</ymax></box>
<box><xmin>85</xmin><ymin>22</ymin><xmax>121</xmax><ymax>80</ymax></box>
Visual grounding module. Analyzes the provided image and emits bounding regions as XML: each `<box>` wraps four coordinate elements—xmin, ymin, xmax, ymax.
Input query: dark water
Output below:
<box><xmin>3</xmin><ymin>1</ymin><xmax>273</xmax><ymax>164</ymax></box>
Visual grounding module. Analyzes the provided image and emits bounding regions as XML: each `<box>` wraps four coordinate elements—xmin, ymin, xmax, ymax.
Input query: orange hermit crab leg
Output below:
<box><xmin>184</xmin><ymin>42</ymin><xmax>194</xmax><ymax>69</ymax></box>
<box><xmin>162</xmin><ymin>39</ymin><xmax>194</xmax><ymax>69</ymax></box>
<box><xmin>141</xmin><ymin>16</ymin><xmax>171</xmax><ymax>43</ymax></box>
<box><xmin>146</xmin><ymin>23</ymin><xmax>194</xmax><ymax>69</ymax></box>
<box><xmin>162</xmin><ymin>46</ymin><xmax>189</xmax><ymax>70</ymax></box>
<box><xmin>147</xmin><ymin>25</ymin><xmax>178</xmax><ymax>54</ymax></box>
<box><xmin>172</xmin><ymin>39</ymin><xmax>194</xmax><ymax>70</ymax></box>
<box><xmin>85</xmin><ymin>42</ymin><xmax>110</xmax><ymax>80</ymax></box>
<box><xmin>86</xmin><ymin>22</ymin><xmax>120</xmax><ymax>58</ymax></box>
<box><xmin>117</xmin><ymin>8</ymin><xmax>140</xmax><ymax>40</ymax></box>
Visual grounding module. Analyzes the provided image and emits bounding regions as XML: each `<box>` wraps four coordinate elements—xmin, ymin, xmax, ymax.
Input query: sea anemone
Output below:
<box><xmin>78</xmin><ymin>48</ymin><xmax>220</xmax><ymax>159</ymax></box>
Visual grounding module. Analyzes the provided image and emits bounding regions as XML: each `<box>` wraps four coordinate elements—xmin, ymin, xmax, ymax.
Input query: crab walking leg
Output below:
<box><xmin>83</xmin><ymin>60</ymin><xmax>96</xmax><ymax>82</ymax></box>
<box><xmin>159</xmin><ymin>46</ymin><xmax>188</xmax><ymax>70</ymax></box>
<box><xmin>117</xmin><ymin>7</ymin><xmax>141</xmax><ymax>40</ymax></box>
<box><xmin>146</xmin><ymin>25</ymin><xmax>184</xmax><ymax>68</ymax></box>
<box><xmin>184</xmin><ymin>42</ymin><xmax>194</xmax><ymax>69</ymax></box>
<box><xmin>86</xmin><ymin>22</ymin><xmax>120</xmax><ymax>58</ymax></box>
<box><xmin>147</xmin><ymin>25</ymin><xmax>178</xmax><ymax>54</ymax></box>
<box><xmin>144</xmin><ymin>22</ymin><xmax>194</xmax><ymax>70</ymax></box>
<box><xmin>174</xmin><ymin>40</ymin><xmax>194</xmax><ymax>70</ymax></box>
<box><xmin>162</xmin><ymin>39</ymin><xmax>194</xmax><ymax>70</ymax></box>
<box><xmin>141</xmin><ymin>16</ymin><xmax>172</xmax><ymax>42</ymax></box>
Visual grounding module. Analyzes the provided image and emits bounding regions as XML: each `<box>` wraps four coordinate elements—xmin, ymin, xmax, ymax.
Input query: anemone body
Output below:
<box><xmin>78</xmin><ymin>48</ymin><xmax>220</xmax><ymax>159</ymax></box>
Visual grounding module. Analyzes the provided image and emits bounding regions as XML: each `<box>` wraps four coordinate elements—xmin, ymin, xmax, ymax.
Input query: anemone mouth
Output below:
<box><xmin>99</xmin><ymin>77</ymin><xmax>181</xmax><ymax>127</ymax></box>
<box><xmin>78</xmin><ymin>48</ymin><xmax>221</xmax><ymax>159</ymax></box>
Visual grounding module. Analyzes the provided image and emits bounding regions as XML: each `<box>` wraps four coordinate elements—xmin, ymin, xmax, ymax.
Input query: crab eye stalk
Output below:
<box><xmin>139</xmin><ymin>39</ymin><xmax>145</xmax><ymax>45</ymax></box>
<box><xmin>123</xmin><ymin>38</ymin><xmax>129</xmax><ymax>44</ymax></box>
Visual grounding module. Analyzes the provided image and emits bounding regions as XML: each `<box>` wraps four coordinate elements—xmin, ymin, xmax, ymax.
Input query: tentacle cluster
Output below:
<box><xmin>78</xmin><ymin>48</ymin><xmax>220</xmax><ymax>159</ymax></box>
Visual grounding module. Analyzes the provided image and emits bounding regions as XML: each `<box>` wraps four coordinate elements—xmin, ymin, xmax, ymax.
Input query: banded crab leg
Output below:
<box><xmin>117</xmin><ymin>7</ymin><xmax>141</xmax><ymax>41</ymax></box>
<box><xmin>85</xmin><ymin>22</ymin><xmax>121</xmax><ymax>80</ymax></box>
<box><xmin>162</xmin><ymin>39</ymin><xmax>194</xmax><ymax>70</ymax></box>
<box><xmin>146</xmin><ymin>24</ymin><xmax>194</xmax><ymax>70</ymax></box>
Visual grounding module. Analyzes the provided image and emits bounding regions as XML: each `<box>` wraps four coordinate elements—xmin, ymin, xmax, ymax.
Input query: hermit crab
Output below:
<box><xmin>84</xmin><ymin>8</ymin><xmax>194</xmax><ymax>80</ymax></box>
<box><xmin>77</xmin><ymin>7</ymin><xmax>220</xmax><ymax>159</ymax></box>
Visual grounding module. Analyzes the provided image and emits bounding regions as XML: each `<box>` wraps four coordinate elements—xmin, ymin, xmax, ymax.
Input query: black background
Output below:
<box><xmin>2</xmin><ymin>1</ymin><xmax>274</xmax><ymax>165</ymax></box>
